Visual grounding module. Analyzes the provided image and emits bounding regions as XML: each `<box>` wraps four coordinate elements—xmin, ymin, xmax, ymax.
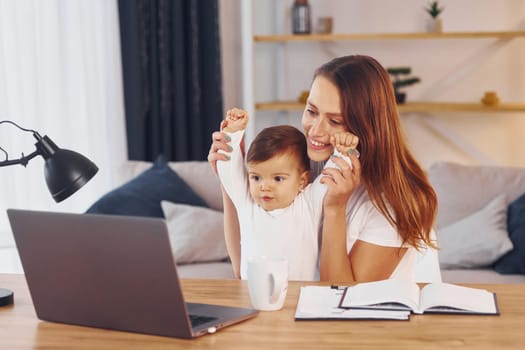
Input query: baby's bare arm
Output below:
<box><xmin>221</xmin><ymin>108</ymin><xmax>249</xmax><ymax>133</ymax></box>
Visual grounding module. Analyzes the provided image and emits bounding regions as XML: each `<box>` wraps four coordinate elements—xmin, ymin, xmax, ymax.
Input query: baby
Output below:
<box><xmin>217</xmin><ymin>108</ymin><xmax>357</xmax><ymax>280</ymax></box>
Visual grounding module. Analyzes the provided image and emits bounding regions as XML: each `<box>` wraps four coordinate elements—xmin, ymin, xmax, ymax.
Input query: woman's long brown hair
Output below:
<box><xmin>315</xmin><ymin>55</ymin><xmax>437</xmax><ymax>249</ymax></box>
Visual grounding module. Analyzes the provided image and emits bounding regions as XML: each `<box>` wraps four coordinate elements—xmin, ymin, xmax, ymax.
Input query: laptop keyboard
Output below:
<box><xmin>189</xmin><ymin>314</ymin><xmax>218</xmax><ymax>328</ymax></box>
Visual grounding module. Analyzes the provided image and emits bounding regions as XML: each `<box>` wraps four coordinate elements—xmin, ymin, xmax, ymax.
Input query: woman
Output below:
<box><xmin>208</xmin><ymin>55</ymin><xmax>439</xmax><ymax>282</ymax></box>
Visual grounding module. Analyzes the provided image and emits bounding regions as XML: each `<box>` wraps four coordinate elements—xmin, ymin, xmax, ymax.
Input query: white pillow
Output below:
<box><xmin>437</xmin><ymin>194</ymin><xmax>513</xmax><ymax>269</ymax></box>
<box><xmin>429</xmin><ymin>162</ymin><xmax>525</xmax><ymax>228</ymax></box>
<box><xmin>160</xmin><ymin>201</ymin><xmax>228</xmax><ymax>264</ymax></box>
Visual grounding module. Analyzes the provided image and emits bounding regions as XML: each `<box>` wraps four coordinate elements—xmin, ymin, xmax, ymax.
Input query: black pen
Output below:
<box><xmin>330</xmin><ymin>284</ymin><xmax>346</xmax><ymax>290</ymax></box>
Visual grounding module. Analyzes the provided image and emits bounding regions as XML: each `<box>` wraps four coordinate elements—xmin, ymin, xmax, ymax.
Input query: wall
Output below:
<box><xmin>220</xmin><ymin>0</ymin><xmax>525</xmax><ymax>169</ymax></box>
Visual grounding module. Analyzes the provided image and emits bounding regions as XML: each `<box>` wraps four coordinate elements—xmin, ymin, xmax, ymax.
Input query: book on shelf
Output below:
<box><xmin>294</xmin><ymin>286</ymin><xmax>410</xmax><ymax>320</ymax></box>
<box><xmin>339</xmin><ymin>279</ymin><xmax>499</xmax><ymax>315</ymax></box>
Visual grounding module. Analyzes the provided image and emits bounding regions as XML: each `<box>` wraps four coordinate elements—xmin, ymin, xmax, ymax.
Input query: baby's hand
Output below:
<box><xmin>330</xmin><ymin>132</ymin><xmax>359</xmax><ymax>156</ymax></box>
<box><xmin>221</xmin><ymin>108</ymin><xmax>249</xmax><ymax>133</ymax></box>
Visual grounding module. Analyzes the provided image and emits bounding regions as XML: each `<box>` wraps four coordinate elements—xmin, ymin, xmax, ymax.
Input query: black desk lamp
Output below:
<box><xmin>0</xmin><ymin>120</ymin><xmax>99</xmax><ymax>306</ymax></box>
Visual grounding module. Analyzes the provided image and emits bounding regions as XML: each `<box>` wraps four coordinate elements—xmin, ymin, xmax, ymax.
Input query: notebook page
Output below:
<box><xmin>295</xmin><ymin>286</ymin><xmax>410</xmax><ymax>320</ymax></box>
<box><xmin>420</xmin><ymin>283</ymin><xmax>497</xmax><ymax>314</ymax></box>
<box><xmin>340</xmin><ymin>279</ymin><xmax>420</xmax><ymax>312</ymax></box>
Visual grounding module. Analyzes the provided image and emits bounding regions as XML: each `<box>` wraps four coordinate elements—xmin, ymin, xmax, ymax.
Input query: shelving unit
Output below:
<box><xmin>251</xmin><ymin>30</ymin><xmax>525</xmax><ymax>116</ymax></box>
<box><xmin>253</xmin><ymin>30</ymin><xmax>525</xmax><ymax>42</ymax></box>
<box><xmin>255</xmin><ymin>101</ymin><xmax>525</xmax><ymax>113</ymax></box>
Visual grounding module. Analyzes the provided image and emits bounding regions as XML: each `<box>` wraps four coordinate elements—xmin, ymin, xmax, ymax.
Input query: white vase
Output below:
<box><xmin>427</xmin><ymin>17</ymin><xmax>443</xmax><ymax>33</ymax></box>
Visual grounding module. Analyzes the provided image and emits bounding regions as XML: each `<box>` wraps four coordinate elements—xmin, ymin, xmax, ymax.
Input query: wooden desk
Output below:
<box><xmin>1</xmin><ymin>274</ymin><xmax>524</xmax><ymax>349</ymax></box>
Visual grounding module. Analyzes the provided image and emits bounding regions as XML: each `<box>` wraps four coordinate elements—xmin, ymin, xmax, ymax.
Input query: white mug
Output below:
<box><xmin>247</xmin><ymin>256</ymin><xmax>288</xmax><ymax>311</ymax></box>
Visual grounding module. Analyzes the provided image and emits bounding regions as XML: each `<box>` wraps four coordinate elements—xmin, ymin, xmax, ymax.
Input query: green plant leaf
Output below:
<box><xmin>425</xmin><ymin>1</ymin><xmax>443</xmax><ymax>18</ymax></box>
<box><xmin>387</xmin><ymin>67</ymin><xmax>411</xmax><ymax>75</ymax></box>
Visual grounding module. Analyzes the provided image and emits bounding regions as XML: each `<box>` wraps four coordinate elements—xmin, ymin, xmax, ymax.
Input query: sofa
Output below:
<box><xmin>106</xmin><ymin>159</ymin><xmax>525</xmax><ymax>284</ymax></box>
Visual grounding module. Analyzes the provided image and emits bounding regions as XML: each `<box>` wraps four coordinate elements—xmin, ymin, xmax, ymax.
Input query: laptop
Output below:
<box><xmin>7</xmin><ymin>209</ymin><xmax>258</xmax><ymax>339</ymax></box>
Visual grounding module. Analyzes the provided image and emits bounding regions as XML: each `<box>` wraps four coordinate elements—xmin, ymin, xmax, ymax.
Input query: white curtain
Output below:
<box><xmin>0</xmin><ymin>0</ymin><xmax>127</xmax><ymax>272</ymax></box>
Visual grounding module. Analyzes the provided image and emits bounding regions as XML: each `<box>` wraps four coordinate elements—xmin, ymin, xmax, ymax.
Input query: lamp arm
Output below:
<box><xmin>0</xmin><ymin>150</ymin><xmax>40</xmax><ymax>167</ymax></box>
<box><xmin>0</xmin><ymin>120</ymin><xmax>42</xmax><ymax>167</ymax></box>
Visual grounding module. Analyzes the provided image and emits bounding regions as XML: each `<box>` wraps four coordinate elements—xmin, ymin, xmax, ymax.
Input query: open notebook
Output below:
<box><xmin>339</xmin><ymin>279</ymin><xmax>499</xmax><ymax>315</ymax></box>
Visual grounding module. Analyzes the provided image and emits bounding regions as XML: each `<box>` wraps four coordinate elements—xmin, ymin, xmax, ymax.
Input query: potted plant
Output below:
<box><xmin>387</xmin><ymin>67</ymin><xmax>421</xmax><ymax>104</ymax></box>
<box><xmin>425</xmin><ymin>1</ymin><xmax>444</xmax><ymax>32</ymax></box>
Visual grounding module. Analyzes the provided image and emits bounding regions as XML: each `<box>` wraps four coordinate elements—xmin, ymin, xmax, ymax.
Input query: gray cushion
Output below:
<box><xmin>437</xmin><ymin>195</ymin><xmax>513</xmax><ymax>269</ymax></box>
<box><xmin>429</xmin><ymin>162</ymin><xmax>525</xmax><ymax>228</ymax></box>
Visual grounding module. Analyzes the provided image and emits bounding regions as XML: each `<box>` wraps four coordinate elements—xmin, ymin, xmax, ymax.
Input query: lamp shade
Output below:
<box><xmin>35</xmin><ymin>135</ymin><xmax>99</xmax><ymax>202</ymax></box>
<box><xmin>44</xmin><ymin>148</ymin><xmax>99</xmax><ymax>202</ymax></box>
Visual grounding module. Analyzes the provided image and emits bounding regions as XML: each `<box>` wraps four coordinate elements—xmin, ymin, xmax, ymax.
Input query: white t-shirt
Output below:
<box><xmin>343</xmin><ymin>186</ymin><xmax>415</xmax><ymax>278</ymax></box>
<box><xmin>313</xmin><ymin>164</ymin><xmax>441</xmax><ymax>283</ymax></box>
<box><xmin>217</xmin><ymin>130</ymin><xmax>328</xmax><ymax>281</ymax></box>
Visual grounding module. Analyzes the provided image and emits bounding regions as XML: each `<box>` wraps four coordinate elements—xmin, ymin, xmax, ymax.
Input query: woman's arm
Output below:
<box><xmin>320</xmin><ymin>208</ymin><xmax>407</xmax><ymax>282</ymax></box>
<box><xmin>347</xmin><ymin>241</ymin><xmax>406</xmax><ymax>282</ymax></box>
<box><xmin>319</xmin><ymin>153</ymin><xmax>357</xmax><ymax>281</ymax></box>
<box><xmin>320</xmin><ymin>208</ymin><xmax>406</xmax><ymax>282</ymax></box>
<box><xmin>319</xmin><ymin>155</ymin><xmax>406</xmax><ymax>282</ymax></box>
<box><xmin>319</xmin><ymin>204</ymin><xmax>354</xmax><ymax>281</ymax></box>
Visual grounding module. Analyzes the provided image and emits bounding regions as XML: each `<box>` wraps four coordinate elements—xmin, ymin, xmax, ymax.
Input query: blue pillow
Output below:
<box><xmin>493</xmin><ymin>192</ymin><xmax>525</xmax><ymax>274</ymax></box>
<box><xmin>87</xmin><ymin>156</ymin><xmax>206</xmax><ymax>218</ymax></box>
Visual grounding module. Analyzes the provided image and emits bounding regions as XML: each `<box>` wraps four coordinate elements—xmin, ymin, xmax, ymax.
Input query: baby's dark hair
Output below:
<box><xmin>246</xmin><ymin>125</ymin><xmax>310</xmax><ymax>172</ymax></box>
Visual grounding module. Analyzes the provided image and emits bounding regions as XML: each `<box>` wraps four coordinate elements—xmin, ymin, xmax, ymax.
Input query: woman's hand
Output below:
<box><xmin>207</xmin><ymin>128</ymin><xmax>245</xmax><ymax>175</ymax></box>
<box><xmin>208</xmin><ymin>130</ymin><xmax>231</xmax><ymax>175</ymax></box>
<box><xmin>320</xmin><ymin>151</ymin><xmax>361</xmax><ymax>211</ymax></box>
